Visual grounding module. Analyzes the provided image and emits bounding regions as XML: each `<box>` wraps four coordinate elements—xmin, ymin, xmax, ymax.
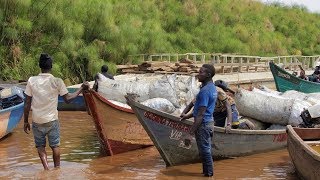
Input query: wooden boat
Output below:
<box><xmin>269</xmin><ymin>62</ymin><xmax>320</xmax><ymax>93</ymax></box>
<box><xmin>57</xmin><ymin>87</ymin><xmax>86</xmax><ymax>111</ymax></box>
<box><xmin>287</xmin><ymin>125</ymin><xmax>320</xmax><ymax>180</ymax></box>
<box><xmin>83</xmin><ymin>90</ymin><xmax>153</xmax><ymax>156</ymax></box>
<box><xmin>126</xmin><ymin>95</ymin><xmax>287</xmax><ymax>166</ymax></box>
<box><xmin>0</xmin><ymin>87</ymin><xmax>24</xmax><ymax>139</ymax></box>
<box><xmin>0</xmin><ymin>84</ymin><xmax>86</xmax><ymax>111</ymax></box>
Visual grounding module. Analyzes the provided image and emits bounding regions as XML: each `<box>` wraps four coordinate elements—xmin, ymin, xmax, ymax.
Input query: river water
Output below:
<box><xmin>0</xmin><ymin>111</ymin><xmax>299</xmax><ymax>179</ymax></box>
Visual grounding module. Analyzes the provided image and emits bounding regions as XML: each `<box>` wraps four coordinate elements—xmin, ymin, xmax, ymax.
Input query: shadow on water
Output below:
<box><xmin>0</xmin><ymin>133</ymin><xmax>12</xmax><ymax>142</ymax></box>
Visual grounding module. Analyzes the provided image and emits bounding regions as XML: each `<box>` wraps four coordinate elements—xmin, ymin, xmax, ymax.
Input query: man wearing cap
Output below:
<box><xmin>23</xmin><ymin>53</ymin><xmax>89</xmax><ymax>170</ymax></box>
<box><xmin>213</xmin><ymin>80</ymin><xmax>239</xmax><ymax>130</ymax></box>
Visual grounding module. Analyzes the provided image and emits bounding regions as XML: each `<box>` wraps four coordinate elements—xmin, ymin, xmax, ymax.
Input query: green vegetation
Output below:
<box><xmin>1</xmin><ymin>0</ymin><xmax>320</xmax><ymax>83</ymax></box>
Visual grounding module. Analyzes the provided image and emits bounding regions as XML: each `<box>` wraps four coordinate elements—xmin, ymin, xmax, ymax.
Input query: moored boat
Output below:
<box><xmin>83</xmin><ymin>90</ymin><xmax>153</xmax><ymax>156</ymax></box>
<box><xmin>126</xmin><ymin>94</ymin><xmax>287</xmax><ymax>166</ymax></box>
<box><xmin>57</xmin><ymin>87</ymin><xmax>86</xmax><ymax>111</ymax></box>
<box><xmin>0</xmin><ymin>87</ymin><xmax>24</xmax><ymax>139</ymax></box>
<box><xmin>269</xmin><ymin>62</ymin><xmax>320</xmax><ymax>93</ymax></box>
<box><xmin>287</xmin><ymin>125</ymin><xmax>320</xmax><ymax>180</ymax></box>
<box><xmin>0</xmin><ymin>83</ymin><xmax>86</xmax><ymax>111</ymax></box>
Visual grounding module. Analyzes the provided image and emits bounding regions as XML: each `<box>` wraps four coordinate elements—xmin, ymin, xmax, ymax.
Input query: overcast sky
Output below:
<box><xmin>258</xmin><ymin>0</ymin><xmax>320</xmax><ymax>13</ymax></box>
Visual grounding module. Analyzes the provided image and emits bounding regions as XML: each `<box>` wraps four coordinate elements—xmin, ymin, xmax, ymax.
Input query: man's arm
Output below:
<box><xmin>224</xmin><ymin>100</ymin><xmax>232</xmax><ymax>133</ymax></box>
<box><xmin>189</xmin><ymin>106</ymin><xmax>206</xmax><ymax>134</ymax></box>
<box><xmin>23</xmin><ymin>95</ymin><xmax>32</xmax><ymax>134</ymax></box>
<box><xmin>62</xmin><ymin>82</ymin><xmax>89</xmax><ymax>104</ymax></box>
<box><xmin>180</xmin><ymin>101</ymin><xmax>194</xmax><ymax>120</ymax></box>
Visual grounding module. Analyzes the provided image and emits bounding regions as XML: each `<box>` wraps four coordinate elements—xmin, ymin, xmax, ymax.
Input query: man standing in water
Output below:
<box><xmin>180</xmin><ymin>64</ymin><xmax>217</xmax><ymax>177</ymax></box>
<box><xmin>23</xmin><ymin>53</ymin><xmax>89</xmax><ymax>170</ymax></box>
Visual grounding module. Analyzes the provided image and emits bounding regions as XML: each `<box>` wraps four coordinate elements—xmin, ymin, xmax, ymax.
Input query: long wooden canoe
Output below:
<box><xmin>0</xmin><ymin>87</ymin><xmax>24</xmax><ymax>139</ymax></box>
<box><xmin>83</xmin><ymin>90</ymin><xmax>153</xmax><ymax>156</ymax></box>
<box><xmin>287</xmin><ymin>125</ymin><xmax>320</xmax><ymax>180</ymax></box>
<box><xmin>126</xmin><ymin>95</ymin><xmax>287</xmax><ymax>166</ymax></box>
<box><xmin>269</xmin><ymin>62</ymin><xmax>320</xmax><ymax>93</ymax></box>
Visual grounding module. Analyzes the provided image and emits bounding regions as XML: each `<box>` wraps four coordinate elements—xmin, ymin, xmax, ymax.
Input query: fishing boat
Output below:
<box><xmin>83</xmin><ymin>90</ymin><xmax>153</xmax><ymax>156</ymax></box>
<box><xmin>57</xmin><ymin>87</ymin><xmax>86</xmax><ymax>111</ymax></box>
<box><xmin>126</xmin><ymin>94</ymin><xmax>287</xmax><ymax>166</ymax></box>
<box><xmin>0</xmin><ymin>87</ymin><xmax>24</xmax><ymax>139</ymax></box>
<box><xmin>287</xmin><ymin>125</ymin><xmax>320</xmax><ymax>180</ymax></box>
<box><xmin>269</xmin><ymin>62</ymin><xmax>320</xmax><ymax>93</ymax></box>
<box><xmin>0</xmin><ymin>83</ymin><xmax>86</xmax><ymax>111</ymax></box>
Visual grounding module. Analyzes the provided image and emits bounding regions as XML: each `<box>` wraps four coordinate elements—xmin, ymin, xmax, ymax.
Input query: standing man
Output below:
<box><xmin>23</xmin><ymin>53</ymin><xmax>89</xmax><ymax>170</ymax></box>
<box><xmin>180</xmin><ymin>64</ymin><xmax>217</xmax><ymax>177</ymax></box>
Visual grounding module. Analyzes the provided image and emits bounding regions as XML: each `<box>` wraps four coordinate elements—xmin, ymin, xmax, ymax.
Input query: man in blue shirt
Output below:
<box><xmin>180</xmin><ymin>64</ymin><xmax>217</xmax><ymax>177</ymax></box>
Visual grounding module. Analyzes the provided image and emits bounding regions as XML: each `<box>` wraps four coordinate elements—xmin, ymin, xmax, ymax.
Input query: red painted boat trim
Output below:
<box><xmin>83</xmin><ymin>91</ymin><xmax>113</xmax><ymax>156</ymax></box>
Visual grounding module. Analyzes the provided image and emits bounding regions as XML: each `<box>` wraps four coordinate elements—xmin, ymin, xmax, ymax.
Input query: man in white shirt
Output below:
<box><xmin>23</xmin><ymin>53</ymin><xmax>89</xmax><ymax>170</ymax></box>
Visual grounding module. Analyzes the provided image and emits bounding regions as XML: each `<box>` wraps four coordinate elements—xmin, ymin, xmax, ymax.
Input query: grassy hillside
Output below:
<box><xmin>0</xmin><ymin>0</ymin><xmax>319</xmax><ymax>83</ymax></box>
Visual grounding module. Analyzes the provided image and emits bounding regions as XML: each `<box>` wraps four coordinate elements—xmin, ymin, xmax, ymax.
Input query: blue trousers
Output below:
<box><xmin>195</xmin><ymin>122</ymin><xmax>214</xmax><ymax>176</ymax></box>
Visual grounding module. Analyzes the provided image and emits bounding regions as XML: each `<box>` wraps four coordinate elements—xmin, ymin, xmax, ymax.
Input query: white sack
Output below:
<box><xmin>307</xmin><ymin>103</ymin><xmax>320</xmax><ymax>118</ymax></box>
<box><xmin>141</xmin><ymin>98</ymin><xmax>176</xmax><ymax>114</ymax></box>
<box><xmin>280</xmin><ymin>90</ymin><xmax>320</xmax><ymax>105</ymax></box>
<box><xmin>173</xmin><ymin>75</ymin><xmax>199</xmax><ymax>107</ymax></box>
<box><xmin>149</xmin><ymin>74</ymin><xmax>180</xmax><ymax>108</ymax></box>
<box><xmin>98</xmin><ymin>77</ymin><xmax>150</xmax><ymax>103</ymax></box>
<box><xmin>235</xmin><ymin>88</ymin><xmax>310</xmax><ymax>125</ymax></box>
<box><xmin>185</xmin><ymin>76</ymin><xmax>200</xmax><ymax>105</ymax></box>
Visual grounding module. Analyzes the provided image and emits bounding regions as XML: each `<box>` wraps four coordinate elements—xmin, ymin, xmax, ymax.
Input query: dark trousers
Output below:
<box><xmin>214</xmin><ymin>104</ymin><xmax>239</xmax><ymax>127</ymax></box>
<box><xmin>195</xmin><ymin>122</ymin><xmax>214</xmax><ymax>176</ymax></box>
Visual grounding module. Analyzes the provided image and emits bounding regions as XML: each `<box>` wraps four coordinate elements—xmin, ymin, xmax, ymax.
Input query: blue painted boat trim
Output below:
<box><xmin>6</xmin><ymin>103</ymin><xmax>24</xmax><ymax>134</ymax></box>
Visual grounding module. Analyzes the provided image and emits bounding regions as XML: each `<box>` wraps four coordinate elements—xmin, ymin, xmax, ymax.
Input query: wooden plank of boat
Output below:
<box><xmin>0</xmin><ymin>88</ymin><xmax>24</xmax><ymax>140</ymax></box>
<box><xmin>83</xmin><ymin>90</ymin><xmax>153</xmax><ymax>156</ymax></box>
<box><xmin>269</xmin><ymin>62</ymin><xmax>320</xmax><ymax>93</ymax></box>
<box><xmin>287</xmin><ymin>125</ymin><xmax>320</xmax><ymax>180</ymax></box>
<box><xmin>126</xmin><ymin>95</ymin><xmax>287</xmax><ymax>166</ymax></box>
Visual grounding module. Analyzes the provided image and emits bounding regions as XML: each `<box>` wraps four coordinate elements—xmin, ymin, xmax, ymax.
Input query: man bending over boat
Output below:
<box><xmin>213</xmin><ymin>80</ymin><xmax>255</xmax><ymax>129</ymax></box>
<box><xmin>23</xmin><ymin>53</ymin><xmax>89</xmax><ymax>170</ymax></box>
<box><xmin>180</xmin><ymin>64</ymin><xmax>217</xmax><ymax>177</ymax></box>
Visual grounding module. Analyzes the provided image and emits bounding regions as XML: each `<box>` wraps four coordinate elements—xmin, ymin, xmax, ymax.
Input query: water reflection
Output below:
<box><xmin>0</xmin><ymin>111</ymin><xmax>298</xmax><ymax>179</ymax></box>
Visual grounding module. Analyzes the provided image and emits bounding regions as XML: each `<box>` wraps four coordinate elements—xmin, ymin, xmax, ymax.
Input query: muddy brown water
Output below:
<box><xmin>0</xmin><ymin>111</ymin><xmax>299</xmax><ymax>179</ymax></box>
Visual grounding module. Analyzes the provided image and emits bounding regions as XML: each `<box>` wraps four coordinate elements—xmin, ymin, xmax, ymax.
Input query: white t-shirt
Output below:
<box><xmin>25</xmin><ymin>73</ymin><xmax>68</xmax><ymax>124</ymax></box>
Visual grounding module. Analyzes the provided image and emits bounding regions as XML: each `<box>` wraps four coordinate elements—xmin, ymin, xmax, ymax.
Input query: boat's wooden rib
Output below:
<box><xmin>126</xmin><ymin>95</ymin><xmax>287</xmax><ymax>166</ymax></box>
<box><xmin>83</xmin><ymin>90</ymin><xmax>153</xmax><ymax>156</ymax></box>
<box><xmin>287</xmin><ymin>125</ymin><xmax>320</xmax><ymax>180</ymax></box>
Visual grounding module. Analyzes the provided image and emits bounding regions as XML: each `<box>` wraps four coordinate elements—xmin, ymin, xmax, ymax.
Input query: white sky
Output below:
<box><xmin>258</xmin><ymin>0</ymin><xmax>320</xmax><ymax>13</ymax></box>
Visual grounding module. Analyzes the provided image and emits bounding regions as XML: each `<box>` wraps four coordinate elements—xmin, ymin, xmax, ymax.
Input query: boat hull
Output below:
<box><xmin>0</xmin><ymin>102</ymin><xmax>24</xmax><ymax>139</ymax></box>
<box><xmin>287</xmin><ymin>125</ymin><xmax>320</xmax><ymax>180</ymax></box>
<box><xmin>269</xmin><ymin>62</ymin><xmax>320</xmax><ymax>93</ymax></box>
<box><xmin>83</xmin><ymin>90</ymin><xmax>152</xmax><ymax>156</ymax></box>
<box><xmin>127</xmin><ymin>96</ymin><xmax>287</xmax><ymax>166</ymax></box>
<box><xmin>58</xmin><ymin>88</ymin><xmax>86</xmax><ymax>111</ymax></box>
